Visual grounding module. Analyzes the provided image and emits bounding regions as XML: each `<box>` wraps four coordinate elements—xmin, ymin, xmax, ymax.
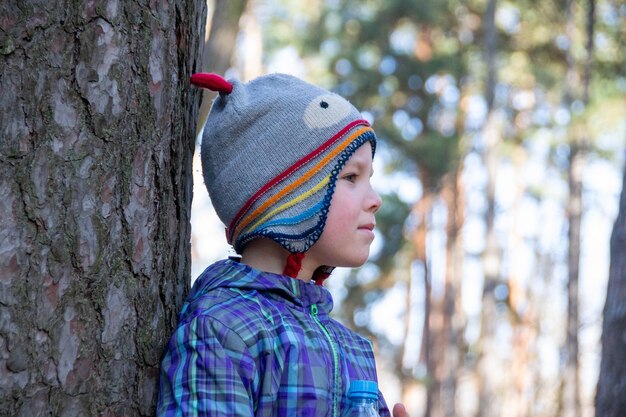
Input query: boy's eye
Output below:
<box><xmin>343</xmin><ymin>173</ymin><xmax>357</xmax><ymax>182</ymax></box>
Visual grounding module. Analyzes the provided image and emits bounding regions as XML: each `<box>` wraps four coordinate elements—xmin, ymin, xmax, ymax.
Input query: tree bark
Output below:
<box><xmin>0</xmin><ymin>1</ymin><xmax>205</xmax><ymax>415</ymax></box>
<box><xmin>595</xmin><ymin>154</ymin><xmax>626</xmax><ymax>416</ymax></box>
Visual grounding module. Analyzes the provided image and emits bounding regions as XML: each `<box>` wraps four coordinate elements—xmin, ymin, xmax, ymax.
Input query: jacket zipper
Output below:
<box><xmin>311</xmin><ymin>303</ymin><xmax>340</xmax><ymax>417</ymax></box>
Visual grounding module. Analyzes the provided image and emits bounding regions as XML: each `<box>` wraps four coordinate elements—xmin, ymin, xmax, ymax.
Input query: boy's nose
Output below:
<box><xmin>368</xmin><ymin>189</ymin><xmax>382</xmax><ymax>213</ymax></box>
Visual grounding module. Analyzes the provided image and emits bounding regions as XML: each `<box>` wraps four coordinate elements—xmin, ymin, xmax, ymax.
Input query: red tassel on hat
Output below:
<box><xmin>190</xmin><ymin>73</ymin><xmax>233</xmax><ymax>94</ymax></box>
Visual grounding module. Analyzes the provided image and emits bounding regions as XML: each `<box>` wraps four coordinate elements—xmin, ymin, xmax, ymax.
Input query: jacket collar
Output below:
<box><xmin>186</xmin><ymin>259</ymin><xmax>334</xmax><ymax>313</ymax></box>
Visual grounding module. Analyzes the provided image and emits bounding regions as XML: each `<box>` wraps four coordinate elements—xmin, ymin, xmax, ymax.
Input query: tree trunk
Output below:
<box><xmin>413</xmin><ymin>192</ymin><xmax>434</xmax><ymax>417</ymax></box>
<box><xmin>440</xmin><ymin>166</ymin><xmax>465</xmax><ymax>417</ymax></box>
<box><xmin>204</xmin><ymin>0</ymin><xmax>249</xmax><ymax>76</ymax></box>
<box><xmin>475</xmin><ymin>111</ymin><xmax>503</xmax><ymax>417</ymax></box>
<box><xmin>476</xmin><ymin>0</ymin><xmax>501</xmax><ymax>415</ymax></box>
<box><xmin>559</xmin><ymin>0</ymin><xmax>591</xmax><ymax>412</ymax></box>
<box><xmin>0</xmin><ymin>1</ymin><xmax>205</xmax><ymax>416</ymax></box>
<box><xmin>595</xmin><ymin>153</ymin><xmax>626</xmax><ymax>416</ymax></box>
<box><xmin>197</xmin><ymin>0</ymin><xmax>249</xmax><ymax>136</ymax></box>
<box><xmin>562</xmin><ymin>142</ymin><xmax>583</xmax><ymax>417</ymax></box>
<box><xmin>506</xmin><ymin>146</ymin><xmax>536</xmax><ymax>417</ymax></box>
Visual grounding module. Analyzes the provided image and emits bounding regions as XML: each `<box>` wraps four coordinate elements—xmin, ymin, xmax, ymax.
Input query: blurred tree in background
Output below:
<box><xmin>194</xmin><ymin>0</ymin><xmax>625</xmax><ymax>416</ymax></box>
<box><xmin>596</xmin><ymin>148</ymin><xmax>626</xmax><ymax>416</ymax></box>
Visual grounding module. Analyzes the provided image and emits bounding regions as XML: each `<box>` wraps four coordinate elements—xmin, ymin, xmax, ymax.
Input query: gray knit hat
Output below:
<box><xmin>192</xmin><ymin>73</ymin><xmax>376</xmax><ymax>272</ymax></box>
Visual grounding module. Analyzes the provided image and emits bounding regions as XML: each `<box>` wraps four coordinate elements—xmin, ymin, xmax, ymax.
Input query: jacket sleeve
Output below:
<box><xmin>156</xmin><ymin>315</ymin><xmax>258</xmax><ymax>417</ymax></box>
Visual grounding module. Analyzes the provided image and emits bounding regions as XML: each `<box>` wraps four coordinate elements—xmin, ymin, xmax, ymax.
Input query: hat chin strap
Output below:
<box><xmin>283</xmin><ymin>253</ymin><xmax>334</xmax><ymax>286</ymax></box>
<box><xmin>312</xmin><ymin>265</ymin><xmax>334</xmax><ymax>286</ymax></box>
<box><xmin>283</xmin><ymin>252</ymin><xmax>305</xmax><ymax>278</ymax></box>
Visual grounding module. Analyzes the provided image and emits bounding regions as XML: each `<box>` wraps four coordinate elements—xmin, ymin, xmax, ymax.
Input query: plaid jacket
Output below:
<box><xmin>157</xmin><ymin>259</ymin><xmax>390</xmax><ymax>417</ymax></box>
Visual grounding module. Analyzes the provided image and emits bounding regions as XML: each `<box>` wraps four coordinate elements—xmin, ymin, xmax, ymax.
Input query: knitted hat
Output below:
<box><xmin>192</xmin><ymin>73</ymin><xmax>376</xmax><ymax>278</ymax></box>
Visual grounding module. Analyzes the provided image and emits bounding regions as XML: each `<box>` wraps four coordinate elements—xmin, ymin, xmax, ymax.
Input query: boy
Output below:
<box><xmin>157</xmin><ymin>73</ymin><xmax>409</xmax><ymax>417</ymax></box>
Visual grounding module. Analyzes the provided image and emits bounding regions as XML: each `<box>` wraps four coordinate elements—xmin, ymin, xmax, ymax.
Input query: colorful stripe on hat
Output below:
<box><xmin>230</xmin><ymin>122</ymin><xmax>376</xmax><ymax>254</ymax></box>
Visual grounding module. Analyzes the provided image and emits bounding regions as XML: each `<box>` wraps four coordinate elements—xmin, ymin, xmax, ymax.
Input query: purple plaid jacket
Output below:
<box><xmin>157</xmin><ymin>259</ymin><xmax>390</xmax><ymax>417</ymax></box>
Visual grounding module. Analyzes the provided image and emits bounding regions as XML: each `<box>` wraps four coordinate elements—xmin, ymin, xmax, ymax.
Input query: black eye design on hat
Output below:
<box><xmin>303</xmin><ymin>93</ymin><xmax>352</xmax><ymax>129</ymax></box>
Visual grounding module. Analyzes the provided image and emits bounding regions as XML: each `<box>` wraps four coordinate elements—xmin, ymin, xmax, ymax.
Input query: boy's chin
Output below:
<box><xmin>336</xmin><ymin>254</ymin><xmax>370</xmax><ymax>269</ymax></box>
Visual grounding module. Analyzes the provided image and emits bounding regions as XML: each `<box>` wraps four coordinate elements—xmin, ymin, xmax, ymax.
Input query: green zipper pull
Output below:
<box><xmin>311</xmin><ymin>304</ymin><xmax>318</xmax><ymax>316</ymax></box>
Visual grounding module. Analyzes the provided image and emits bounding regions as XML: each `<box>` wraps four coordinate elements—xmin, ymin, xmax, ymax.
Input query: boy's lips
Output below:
<box><xmin>358</xmin><ymin>223</ymin><xmax>376</xmax><ymax>231</ymax></box>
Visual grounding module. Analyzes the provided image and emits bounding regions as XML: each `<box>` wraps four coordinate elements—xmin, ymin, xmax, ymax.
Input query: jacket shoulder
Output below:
<box><xmin>179</xmin><ymin>286</ymin><xmax>286</xmax><ymax>346</ymax></box>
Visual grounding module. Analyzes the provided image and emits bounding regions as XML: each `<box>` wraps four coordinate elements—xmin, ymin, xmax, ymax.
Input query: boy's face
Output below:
<box><xmin>306</xmin><ymin>141</ymin><xmax>382</xmax><ymax>269</ymax></box>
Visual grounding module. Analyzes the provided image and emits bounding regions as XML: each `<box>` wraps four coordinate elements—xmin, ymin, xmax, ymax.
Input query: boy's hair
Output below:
<box><xmin>192</xmin><ymin>73</ymin><xmax>376</xmax><ymax>280</ymax></box>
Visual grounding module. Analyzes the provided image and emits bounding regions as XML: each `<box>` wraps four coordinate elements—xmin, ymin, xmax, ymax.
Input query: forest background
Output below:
<box><xmin>192</xmin><ymin>1</ymin><xmax>625</xmax><ymax>417</ymax></box>
<box><xmin>1</xmin><ymin>0</ymin><xmax>624</xmax><ymax>416</ymax></box>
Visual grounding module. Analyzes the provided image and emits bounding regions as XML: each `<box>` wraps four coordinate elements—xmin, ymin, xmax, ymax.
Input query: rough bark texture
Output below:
<box><xmin>595</xmin><ymin>159</ymin><xmax>626</xmax><ymax>416</ymax></box>
<box><xmin>0</xmin><ymin>1</ymin><xmax>205</xmax><ymax>415</ymax></box>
